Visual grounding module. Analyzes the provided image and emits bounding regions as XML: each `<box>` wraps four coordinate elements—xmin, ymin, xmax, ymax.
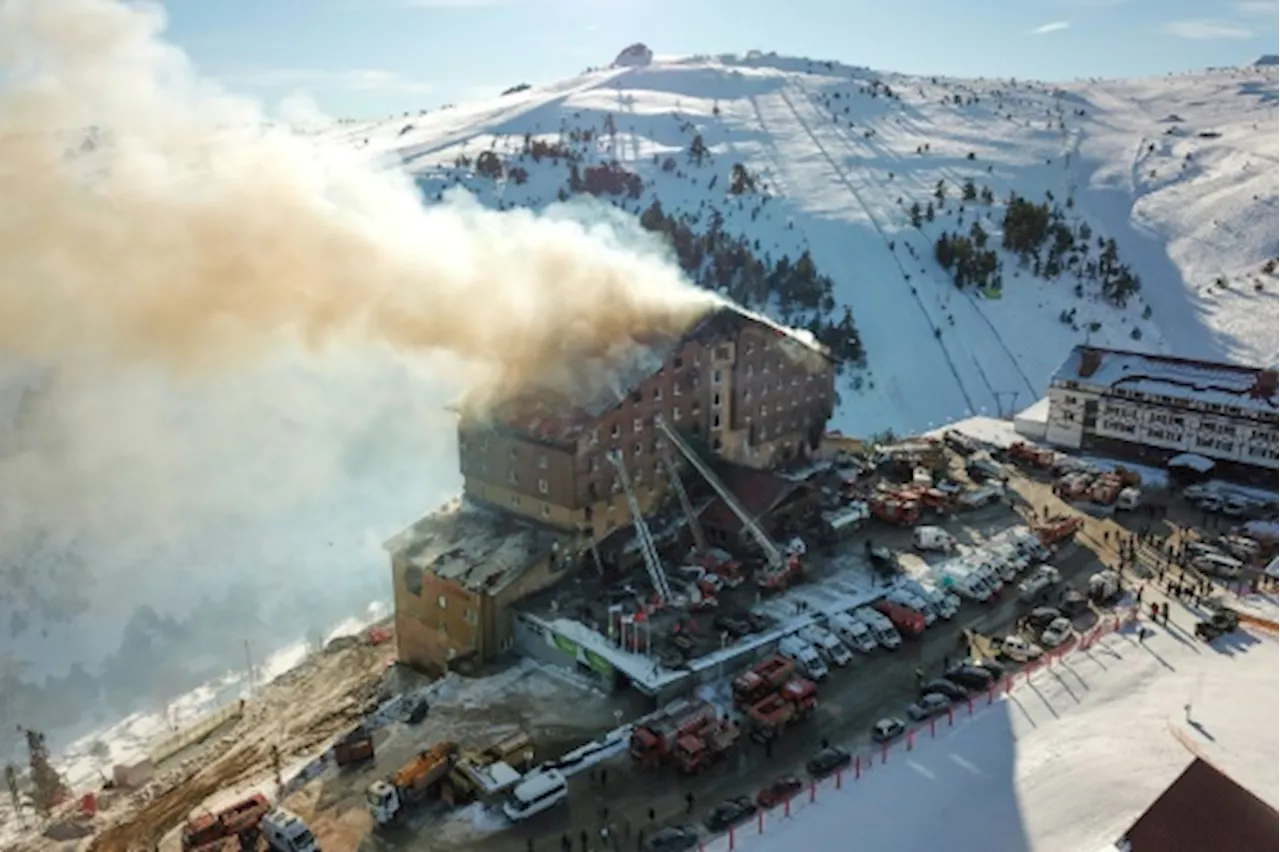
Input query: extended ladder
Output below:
<box><xmin>654</xmin><ymin>417</ymin><xmax>786</xmax><ymax>570</ymax></box>
<box><xmin>607</xmin><ymin>450</ymin><xmax>675</xmax><ymax>603</ymax></box>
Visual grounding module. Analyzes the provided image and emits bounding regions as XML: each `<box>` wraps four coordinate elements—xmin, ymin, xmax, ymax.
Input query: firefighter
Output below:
<box><xmin>914</xmin><ymin>666</ymin><xmax>925</xmax><ymax>686</ymax></box>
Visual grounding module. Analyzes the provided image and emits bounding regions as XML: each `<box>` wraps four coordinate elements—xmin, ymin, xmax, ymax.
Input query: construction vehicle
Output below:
<box><xmin>367</xmin><ymin>742</ymin><xmax>458</xmax><ymax>826</ymax></box>
<box><xmin>745</xmin><ymin>678</ymin><xmax>818</xmax><ymax>742</ymax></box>
<box><xmin>441</xmin><ymin>731</ymin><xmax>534</xmax><ymax>806</ymax></box>
<box><xmin>674</xmin><ymin>717</ymin><xmax>741</xmax><ymax>775</ymax></box>
<box><xmin>870</xmin><ymin>495</ymin><xmax>920</xmax><ymax>526</ymax></box>
<box><xmin>873</xmin><ymin>439</ymin><xmax>947</xmax><ymax>475</ymax></box>
<box><xmin>181</xmin><ymin>793</ymin><xmax>272</xmax><ymax>852</ymax></box>
<box><xmin>1007</xmin><ymin>442</ymin><xmax>1059</xmax><ymax>470</ymax></box>
<box><xmin>731</xmin><ymin>655</ymin><xmax>796</xmax><ymax>708</ymax></box>
<box><xmin>630</xmin><ymin>699</ymin><xmax>719</xmax><ymax>768</ymax></box>
<box><xmin>1032</xmin><ymin>515</ymin><xmax>1083</xmax><ymax>547</ymax></box>
<box><xmin>655</xmin><ymin>418</ymin><xmax>807</xmax><ymax>594</ymax></box>
<box><xmin>333</xmin><ymin>726</ymin><xmax>374</xmax><ymax>768</ymax></box>
<box><xmin>873</xmin><ymin>600</ymin><xmax>927</xmax><ymax>639</ymax></box>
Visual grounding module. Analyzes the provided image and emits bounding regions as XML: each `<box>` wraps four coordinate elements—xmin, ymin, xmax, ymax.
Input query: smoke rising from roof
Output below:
<box><xmin>0</xmin><ymin>0</ymin><xmax>716</xmax><ymax>721</ymax></box>
<box><xmin>0</xmin><ymin>0</ymin><xmax>714</xmax><ymax>383</ymax></box>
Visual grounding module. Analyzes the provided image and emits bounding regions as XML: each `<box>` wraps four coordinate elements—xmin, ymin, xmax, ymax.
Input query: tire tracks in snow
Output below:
<box><xmin>806</xmin><ymin>85</ymin><xmax>1040</xmax><ymax>404</ymax></box>
<box><xmin>775</xmin><ymin>82</ymin><xmax>980</xmax><ymax>415</ymax></box>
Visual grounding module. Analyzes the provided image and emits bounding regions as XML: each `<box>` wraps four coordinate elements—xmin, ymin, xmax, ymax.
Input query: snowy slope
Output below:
<box><xmin>703</xmin><ymin>623</ymin><xmax>1279</xmax><ymax>852</ymax></box>
<box><xmin>318</xmin><ymin>54</ymin><xmax>1278</xmax><ymax>431</ymax></box>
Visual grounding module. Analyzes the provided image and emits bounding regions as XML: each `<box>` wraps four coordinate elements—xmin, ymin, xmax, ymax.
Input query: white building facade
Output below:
<box><xmin>1044</xmin><ymin>346</ymin><xmax>1278</xmax><ymax>485</ymax></box>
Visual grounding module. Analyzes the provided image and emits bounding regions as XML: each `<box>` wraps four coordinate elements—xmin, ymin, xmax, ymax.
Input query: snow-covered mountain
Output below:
<box><xmin>317</xmin><ymin>51</ymin><xmax>1278</xmax><ymax>433</ymax></box>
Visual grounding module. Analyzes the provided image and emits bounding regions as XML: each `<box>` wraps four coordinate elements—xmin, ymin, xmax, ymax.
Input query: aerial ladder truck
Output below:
<box><xmin>660</xmin><ymin>447</ymin><xmax>745</xmax><ymax>588</ymax></box>
<box><xmin>654</xmin><ymin>418</ymin><xmax>804</xmax><ymax>592</ymax></box>
<box><xmin>607</xmin><ymin>449</ymin><xmax>675</xmax><ymax>603</ymax></box>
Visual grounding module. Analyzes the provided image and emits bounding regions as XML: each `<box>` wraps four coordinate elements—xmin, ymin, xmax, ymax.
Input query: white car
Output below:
<box><xmin>1039</xmin><ymin>617</ymin><xmax>1073</xmax><ymax>649</ymax></box>
<box><xmin>1001</xmin><ymin>635</ymin><xmax>1044</xmax><ymax>662</ymax></box>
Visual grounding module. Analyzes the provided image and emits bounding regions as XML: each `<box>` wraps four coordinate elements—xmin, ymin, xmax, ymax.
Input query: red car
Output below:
<box><xmin>755</xmin><ymin>775</ymin><xmax>804</xmax><ymax>809</ymax></box>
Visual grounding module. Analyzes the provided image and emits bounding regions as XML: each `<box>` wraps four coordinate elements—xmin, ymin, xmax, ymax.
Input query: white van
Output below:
<box><xmin>827</xmin><ymin>613</ymin><xmax>878</xmax><ymax>653</ymax></box>
<box><xmin>798</xmin><ymin>625</ymin><xmax>854</xmax><ymax>667</ymax></box>
<box><xmin>779</xmin><ymin>635</ymin><xmax>830</xmax><ymax>680</ymax></box>
<box><xmin>939</xmin><ymin>565</ymin><xmax>992</xmax><ymax>602</ymax></box>
<box><xmin>899</xmin><ymin>580</ymin><xmax>959</xmax><ymax>620</ymax></box>
<box><xmin>913</xmin><ymin>526</ymin><xmax>957</xmax><ymax>552</ymax></box>
<box><xmin>261</xmin><ymin>808</ymin><xmax>320</xmax><ymax>852</ymax></box>
<box><xmin>502</xmin><ymin>770</ymin><xmax>569</xmax><ymax>822</ymax></box>
<box><xmin>1116</xmin><ymin>487</ymin><xmax>1142</xmax><ymax>511</ymax></box>
<box><xmin>852</xmin><ymin>608</ymin><xmax>902</xmax><ymax>649</ymax></box>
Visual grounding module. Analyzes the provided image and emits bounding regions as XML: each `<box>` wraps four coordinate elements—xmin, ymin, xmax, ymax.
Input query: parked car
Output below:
<box><xmin>971</xmin><ymin>659</ymin><xmax>1005</xmax><ymax>680</ymax></box>
<box><xmin>1040</xmin><ymin>617</ymin><xmax>1073</xmax><ymax>649</ymax></box>
<box><xmin>806</xmin><ymin>746</ymin><xmax>852</xmax><ymax>778</ymax></box>
<box><xmin>1194</xmin><ymin>610</ymin><xmax>1240</xmax><ymax>641</ymax></box>
<box><xmin>945</xmin><ymin>665</ymin><xmax>995</xmax><ymax>691</ymax></box>
<box><xmin>906</xmin><ymin>693</ymin><xmax>952</xmax><ymax>721</ymax></box>
<box><xmin>644</xmin><ymin>826</ymin><xmax>701</xmax><ymax>852</ymax></box>
<box><xmin>1024</xmin><ymin>607</ymin><xmax>1064</xmax><ymax>632</ymax></box>
<box><xmin>920</xmin><ymin>678</ymin><xmax>969</xmax><ymax>701</ymax></box>
<box><xmin>871</xmin><ymin>717</ymin><xmax>907</xmax><ymax>743</ymax></box>
<box><xmin>1001</xmin><ymin>636</ymin><xmax>1044</xmax><ymax>662</ymax></box>
<box><xmin>1056</xmin><ymin>589</ymin><xmax>1088</xmax><ymax>616</ymax></box>
<box><xmin>713</xmin><ymin>615</ymin><xmax>752</xmax><ymax>638</ymax></box>
<box><xmin>703</xmin><ymin>797</ymin><xmax>757</xmax><ymax>832</ymax></box>
<box><xmin>744</xmin><ymin>612</ymin><xmax>774</xmax><ymax>633</ymax></box>
<box><xmin>755</xmin><ymin>776</ymin><xmax>805</xmax><ymax>810</ymax></box>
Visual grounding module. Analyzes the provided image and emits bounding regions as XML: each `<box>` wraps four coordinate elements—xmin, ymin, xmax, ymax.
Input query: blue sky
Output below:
<box><xmin>163</xmin><ymin>0</ymin><xmax>1280</xmax><ymax>118</ymax></box>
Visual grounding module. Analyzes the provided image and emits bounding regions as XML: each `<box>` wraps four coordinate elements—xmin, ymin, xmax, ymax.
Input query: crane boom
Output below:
<box><xmin>659</xmin><ymin>448</ymin><xmax>708</xmax><ymax>554</ymax></box>
<box><xmin>654</xmin><ymin>418</ymin><xmax>785</xmax><ymax>569</ymax></box>
<box><xmin>606</xmin><ymin>450</ymin><xmax>674</xmax><ymax>602</ymax></box>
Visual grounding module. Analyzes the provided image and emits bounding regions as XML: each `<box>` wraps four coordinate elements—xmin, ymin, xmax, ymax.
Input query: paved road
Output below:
<box><xmin>372</xmin><ymin>474</ymin><xmax>1118</xmax><ymax>852</ymax></box>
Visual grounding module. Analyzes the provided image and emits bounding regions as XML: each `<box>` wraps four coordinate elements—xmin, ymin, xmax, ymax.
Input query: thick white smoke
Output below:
<box><xmin>0</xmin><ymin>0</ymin><xmax>717</xmax><ymax>738</ymax></box>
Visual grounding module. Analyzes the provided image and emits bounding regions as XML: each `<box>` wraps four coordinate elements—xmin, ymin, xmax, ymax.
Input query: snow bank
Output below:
<box><xmin>702</xmin><ymin>622</ymin><xmax>1278</xmax><ymax>852</ymax></box>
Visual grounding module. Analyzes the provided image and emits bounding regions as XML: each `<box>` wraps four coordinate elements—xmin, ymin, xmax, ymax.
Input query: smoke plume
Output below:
<box><xmin>0</xmin><ymin>0</ymin><xmax>715</xmax><ymax>381</ymax></box>
<box><xmin>0</xmin><ymin>0</ymin><xmax>716</xmax><ymax>716</ymax></box>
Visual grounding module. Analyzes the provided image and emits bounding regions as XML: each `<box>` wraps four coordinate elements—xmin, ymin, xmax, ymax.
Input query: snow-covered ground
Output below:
<box><xmin>319</xmin><ymin>54</ymin><xmax>1278</xmax><ymax>435</ymax></box>
<box><xmin>702</xmin><ymin>618</ymin><xmax>1278</xmax><ymax>852</ymax></box>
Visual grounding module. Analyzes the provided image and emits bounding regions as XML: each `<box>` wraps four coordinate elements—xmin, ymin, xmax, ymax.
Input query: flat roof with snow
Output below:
<box><xmin>1050</xmin><ymin>346</ymin><xmax>1278</xmax><ymax>418</ymax></box>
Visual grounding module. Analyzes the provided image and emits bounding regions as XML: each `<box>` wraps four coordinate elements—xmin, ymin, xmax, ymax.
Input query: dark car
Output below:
<box><xmin>971</xmin><ymin>659</ymin><xmax>1005</xmax><ymax>680</ymax></box>
<box><xmin>704</xmin><ymin>796</ymin><xmax>758</xmax><ymax>832</ymax></box>
<box><xmin>644</xmin><ymin>826</ymin><xmax>700</xmax><ymax>852</ymax></box>
<box><xmin>871</xmin><ymin>717</ymin><xmax>906</xmax><ymax>743</ymax></box>
<box><xmin>945</xmin><ymin>664</ymin><xmax>995</xmax><ymax>691</ymax></box>
<box><xmin>404</xmin><ymin>698</ymin><xmax>429</xmax><ymax>725</ymax></box>
<box><xmin>713</xmin><ymin>615</ymin><xmax>752</xmax><ymax>638</ymax></box>
<box><xmin>1056</xmin><ymin>590</ymin><xmax>1088</xmax><ymax>616</ymax></box>
<box><xmin>756</xmin><ymin>776</ymin><xmax>805</xmax><ymax>809</ymax></box>
<box><xmin>806</xmin><ymin>746</ymin><xmax>852</xmax><ymax>778</ymax></box>
<box><xmin>920</xmin><ymin>678</ymin><xmax>968</xmax><ymax>701</ymax></box>
<box><xmin>906</xmin><ymin>692</ymin><xmax>952</xmax><ymax>721</ymax></box>
<box><xmin>1025</xmin><ymin>606</ymin><xmax>1063</xmax><ymax>632</ymax></box>
<box><xmin>744</xmin><ymin>611</ymin><xmax>774</xmax><ymax>633</ymax></box>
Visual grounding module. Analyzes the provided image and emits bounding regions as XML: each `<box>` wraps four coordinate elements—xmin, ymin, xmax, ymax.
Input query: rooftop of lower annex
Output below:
<box><xmin>1050</xmin><ymin>345</ymin><xmax>1279</xmax><ymax>416</ymax></box>
<box><xmin>468</xmin><ymin>301</ymin><xmax>833</xmax><ymax>448</ymax></box>
<box><xmin>382</xmin><ymin>499</ymin><xmax>569</xmax><ymax>593</ymax></box>
<box><xmin>1120</xmin><ymin>756</ymin><xmax>1279</xmax><ymax>852</ymax></box>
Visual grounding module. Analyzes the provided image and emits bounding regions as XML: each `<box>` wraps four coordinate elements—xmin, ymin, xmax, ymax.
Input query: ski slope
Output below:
<box><xmin>704</xmin><ymin>619</ymin><xmax>1279</xmax><ymax>852</ymax></box>
<box><xmin>319</xmin><ymin>54</ymin><xmax>1278</xmax><ymax>433</ymax></box>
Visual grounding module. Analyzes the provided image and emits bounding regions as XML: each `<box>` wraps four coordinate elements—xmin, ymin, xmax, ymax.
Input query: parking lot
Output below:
<box><xmin>373</xmin><ymin>464</ymin><xmax>1138</xmax><ymax>852</ymax></box>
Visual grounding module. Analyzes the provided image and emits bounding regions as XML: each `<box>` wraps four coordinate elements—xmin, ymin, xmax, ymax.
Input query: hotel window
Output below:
<box><xmin>538</xmin><ymin>478</ymin><xmax>548</xmax><ymax>494</ymax></box>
